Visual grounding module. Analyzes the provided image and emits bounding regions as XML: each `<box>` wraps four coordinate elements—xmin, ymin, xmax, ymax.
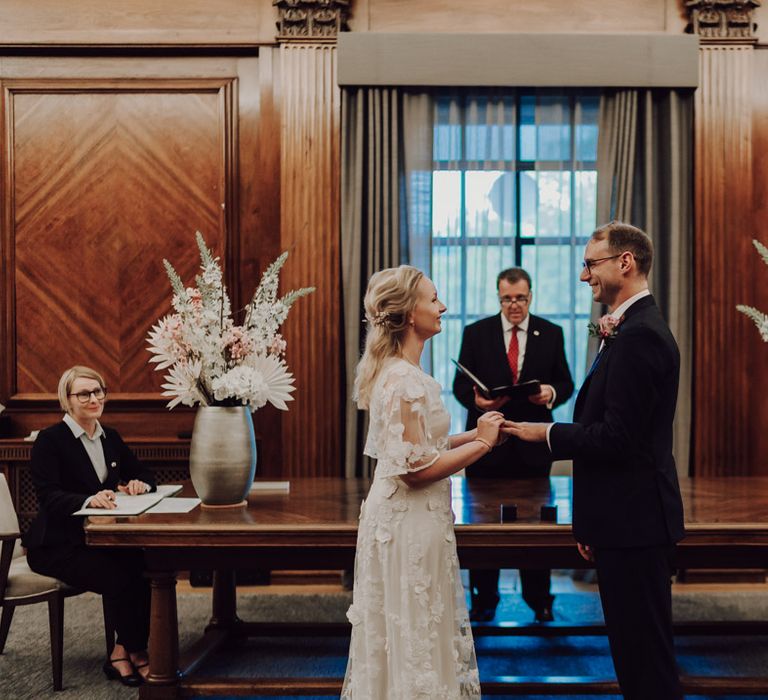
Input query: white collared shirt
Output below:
<box><xmin>500</xmin><ymin>312</ymin><xmax>529</xmax><ymax>378</ymax></box>
<box><xmin>63</xmin><ymin>413</ymin><xmax>108</xmax><ymax>483</ymax></box>
<box><xmin>501</xmin><ymin>312</ymin><xmax>556</xmax><ymax>409</ymax></box>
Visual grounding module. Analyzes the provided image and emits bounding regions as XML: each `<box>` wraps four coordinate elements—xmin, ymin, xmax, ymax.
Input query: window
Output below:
<box><xmin>429</xmin><ymin>92</ymin><xmax>599</xmax><ymax>431</ymax></box>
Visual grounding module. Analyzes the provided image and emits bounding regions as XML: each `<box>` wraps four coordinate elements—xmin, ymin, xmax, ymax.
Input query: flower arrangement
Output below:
<box><xmin>587</xmin><ymin>314</ymin><xmax>624</xmax><ymax>343</ymax></box>
<box><xmin>737</xmin><ymin>239</ymin><xmax>768</xmax><ymax>343</ymax></box>
<box><xmin>147</xmin><ymin>232</ymin><xmax>315</xmax><ymax>410</ymax></box>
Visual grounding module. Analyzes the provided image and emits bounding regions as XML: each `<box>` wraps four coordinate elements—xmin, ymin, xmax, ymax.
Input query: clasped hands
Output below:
<box><xmin>87</xmin><ymin>479</ymin><xmax>148</xmax><ymax>509</ymax></box>
<box><xmin>478</xmin><ymin>413</ymin><xmax>595</xmax><ymax>563</ymax></box>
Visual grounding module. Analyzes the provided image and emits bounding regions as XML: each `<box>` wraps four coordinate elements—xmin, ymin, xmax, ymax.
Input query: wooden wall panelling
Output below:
<box><xmin>0</xmin><ymin>57</ymin><xmax>268</xmax><ymax>454</ymax></box>
<box><xmin>751</xmin><ymin>49</ymin><xmax>768</xmax><ymax>475</ymax></box>
<box><xmin>279</xmin><ymin>44</ymin><xmax>342</xmax><ymax>477</ymax></box>
<box><xmin>238</xmin><ymin>52</ymin><xmax>285</xmax><ymax>477</ymax></box>
<box><xmin>0</xmin><ymin>0</ymin><xmax>274</xmax><ymax>47</ymax></box>
<box><xmin>5</xmin><ymin>79</ymin><xmax>230</xmax><ymax>396</ymax></box>
<box><xmin>693</xmin><ymin>45</ymin><xmax>755</xmax><ymax>475</ymax></box>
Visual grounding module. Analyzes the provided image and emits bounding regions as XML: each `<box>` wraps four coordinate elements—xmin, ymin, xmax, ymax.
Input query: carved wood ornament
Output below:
<box><xmin>274</xmin><ymin>0</ymin><xmax>351</xmax><ymax>41</ymax></box>
<box><xmin>685</xmin><ymin>0</ymin><xmax>761</xmax><ymax>40</ymax></box>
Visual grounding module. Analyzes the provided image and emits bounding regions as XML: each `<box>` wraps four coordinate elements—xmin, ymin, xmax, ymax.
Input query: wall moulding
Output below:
<box><xmin>274</xmin><ymin>0</ymin><xmax>351</xmax><ymax>42</ymax></box>
<box><xmin>685</xmin><ymin>0</ymin><xmax>761</xmax><ymax>42</ymax></box>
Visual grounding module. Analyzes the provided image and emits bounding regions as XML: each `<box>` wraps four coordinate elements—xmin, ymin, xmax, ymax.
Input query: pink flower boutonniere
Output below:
<box><xmin>588</xmin><ymin>314</ymin><xmax>624</xmax><ymax>344</ymax></box>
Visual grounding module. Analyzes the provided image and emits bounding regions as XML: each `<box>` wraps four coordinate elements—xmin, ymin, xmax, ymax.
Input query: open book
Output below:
<box><xmin>452</xmin><ymin>359</ymin><xmax>541</xmax><ymax>400</ymax></box>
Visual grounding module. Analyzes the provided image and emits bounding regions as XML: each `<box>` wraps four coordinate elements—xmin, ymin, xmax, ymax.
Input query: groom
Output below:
<box><xmin>505</xmin><ymin>221</ymin><xmax>684</xmax><ymax>700</ymax></box>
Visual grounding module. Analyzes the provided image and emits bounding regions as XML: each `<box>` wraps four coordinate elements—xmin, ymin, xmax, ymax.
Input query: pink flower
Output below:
<box><xmin>588</xmin><ymin>314</ymin><xmax>624</xmax><ymax>341</ymax></box>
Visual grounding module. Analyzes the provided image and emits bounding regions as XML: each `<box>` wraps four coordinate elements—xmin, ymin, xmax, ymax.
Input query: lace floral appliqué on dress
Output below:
<box><xmin>341</xmin><ymin>359</ymin><xmax>480</xmax><ymax>699</ymax></box>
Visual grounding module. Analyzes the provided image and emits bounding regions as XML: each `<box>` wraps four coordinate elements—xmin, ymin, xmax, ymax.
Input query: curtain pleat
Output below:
<box><xmin>595</xmin><ymin>89</ymin><xmax>694</xmax><ymax>475</ymax></box>
<box><xmin>341</xmin><ymin>88</ymin><xmax>433</xmax><ymax>478</ymax></box>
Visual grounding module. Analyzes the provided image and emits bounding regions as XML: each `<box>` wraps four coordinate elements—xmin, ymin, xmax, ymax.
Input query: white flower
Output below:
<box><xmin>147</xmin><ymin>231</ymin><xmax>314</xmax><ymax>411</ymax></box>
<box><xmin>161</xmin><ymin>360</ymin><xmax>204</xmax><ymax>409</ymax></box>
<box><xmin>738</xmin><ymin>239</ymin><xmax>768</xmax><ymax>343</ymax></box>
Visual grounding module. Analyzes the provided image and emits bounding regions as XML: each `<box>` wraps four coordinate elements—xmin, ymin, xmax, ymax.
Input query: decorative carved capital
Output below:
<box><xmin>685</xmin><ymin>0</ymin><xmax>761</xmax><ymax>41</ymax></box>
<box><xmin>274</xmin><ymin>0</ymin><xmax>351</xmax><ymax>42</ymax></box>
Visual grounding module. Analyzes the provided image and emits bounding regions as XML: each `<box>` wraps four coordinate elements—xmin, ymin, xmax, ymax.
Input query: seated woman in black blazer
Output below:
<box><xmin>23</xmin><ymin>365</ymin><xmax>156</xmax><ymax>686</ymax></box>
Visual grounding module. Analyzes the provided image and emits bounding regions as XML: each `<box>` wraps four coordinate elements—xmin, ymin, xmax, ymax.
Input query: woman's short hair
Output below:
<box><xmin>57</xmin><ymin>365</ymin><xmax>106</xmax><ymax>413</ymax></box>
<box><xmin>592</xmin><ymin>221</ymin><xmax>654</xmax><ymax>277</ymax></box>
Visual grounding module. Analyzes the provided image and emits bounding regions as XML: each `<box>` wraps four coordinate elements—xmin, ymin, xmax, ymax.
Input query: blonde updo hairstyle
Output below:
<box><xmin>353</xmin><ymin>265</ymin><xmax>424</xmax><ymax>409</ymax></box>
<box><xmin>57</xmin><ymin>365</ymin><xmax>106</xmax><ymax>413</ymax></box>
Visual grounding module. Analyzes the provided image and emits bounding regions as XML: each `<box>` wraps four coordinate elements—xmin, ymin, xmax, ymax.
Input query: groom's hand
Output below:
<box><xmin>577</xmin><ymin>542</ymin><xmax>594</xmax><ymax>562</ymax></box>
<box><xmin>502</xmin><ymin>421</ymin><xmax>549</xmax><ymax>443</ymax></box>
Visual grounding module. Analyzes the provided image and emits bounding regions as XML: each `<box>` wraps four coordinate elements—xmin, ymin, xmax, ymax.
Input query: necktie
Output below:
<box><xmin>587</xmin><ymin>346</ymin><xmax>604</xmax><ymax>377</ymax></box>
<box><xmin>507</xmin><ymin>326</ymin><xmax>519</xmax><ymax>384</ymax></box>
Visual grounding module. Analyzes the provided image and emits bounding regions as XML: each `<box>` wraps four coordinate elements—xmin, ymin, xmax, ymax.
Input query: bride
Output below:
<box><xmin>341</xmin><ymin>265</ymin><xmax>505</xmax><ymax>699</ymax></box>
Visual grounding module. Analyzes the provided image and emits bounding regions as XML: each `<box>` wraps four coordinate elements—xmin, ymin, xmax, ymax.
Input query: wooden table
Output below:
<box><xmin>85</xmin><ymin>476</ymin><xmax>768</xmax><ymax>697</ymax></box>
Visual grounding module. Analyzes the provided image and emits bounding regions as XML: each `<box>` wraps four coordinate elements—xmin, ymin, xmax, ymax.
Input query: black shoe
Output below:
<box><xmin>470</xmin><ymin>594</ymin><xmax>499</xmax><ymax>623</ymax></box>
<box><xmin>534</xmin><ymin>605</ymin><xmax>554</xmax><ymax>623</ymax></box>
<box><xmin>470</xmin><ymin>605</ymin><xmax>496</xmax><ymax>622</ymax></box>
<box><xmin>103</xmin><ymin>658</ymin><xmax>143</xmax><ymax>687</ymax></box>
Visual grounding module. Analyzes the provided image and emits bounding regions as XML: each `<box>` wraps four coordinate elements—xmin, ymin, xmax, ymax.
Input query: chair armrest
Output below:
<box><xmin>0</xmin><ymin>538</ymin><xmax>16</xmax><ymax>602</ymax></box>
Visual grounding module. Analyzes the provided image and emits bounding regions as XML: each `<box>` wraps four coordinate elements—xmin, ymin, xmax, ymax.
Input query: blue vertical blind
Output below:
<box><xmin>429</xmin><ymin>92</ymin><xmax>599</xmax><ymax>432</ymax></box>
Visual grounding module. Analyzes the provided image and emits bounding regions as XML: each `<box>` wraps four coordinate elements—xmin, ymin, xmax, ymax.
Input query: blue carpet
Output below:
<box><xmin>199</xmin><ymin>634</ymin><xmax>768</xmax><ymax>699</ymax></box>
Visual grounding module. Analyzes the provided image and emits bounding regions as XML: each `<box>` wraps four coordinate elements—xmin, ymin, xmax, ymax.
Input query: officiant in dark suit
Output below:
<box><xmin>23</xmin><ymin>365</ymin><xmax>156</xmax><ymax>687</ymax></box>
<box><xmin>506</xmin><ymin>222</ymin><xmax>685</xmax><ymax>700</ymax></box>
<box><xmin>453</xmin><ymin>267</ymin><xmax>574</xmax><ymax>622</ymax></box>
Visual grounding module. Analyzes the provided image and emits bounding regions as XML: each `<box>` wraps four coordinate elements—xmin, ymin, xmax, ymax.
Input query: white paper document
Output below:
<box><xmin>250</xmin><ymin>480</ymin><xmax>290</xmax><ymax>493</ymax></box>
<box><xmin>72</xmin><ymin>484</ymin><xmax>183</xmax><ymax>516</ymax></box>
<box><xmin>145</xmin><ymin>497</ymin><xmax>200</xmax><ymax>514</ymax></box>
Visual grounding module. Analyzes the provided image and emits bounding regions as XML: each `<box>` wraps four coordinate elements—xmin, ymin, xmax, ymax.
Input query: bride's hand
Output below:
<box><xmin>476</xmin><ymin>411</ymin><xmax>504</xmax><ymax>446</ymax></box>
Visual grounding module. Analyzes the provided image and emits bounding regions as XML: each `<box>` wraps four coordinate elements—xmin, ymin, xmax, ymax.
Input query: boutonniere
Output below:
<box><xmin>588</xmin><ymin>314</ymin><xmax>624</xmax><ymax>344</ymax></box>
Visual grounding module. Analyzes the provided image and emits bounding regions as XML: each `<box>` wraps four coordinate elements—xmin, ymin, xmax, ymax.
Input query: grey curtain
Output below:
<box><xmin>340</xmin><ymin>88</ymin><xmax>433</xmax><ymax>478</ymax></box>
<box><xmin>595</xmin><ymin>89</ymin><xmax>694</xmax><ymax>475</ymax></box>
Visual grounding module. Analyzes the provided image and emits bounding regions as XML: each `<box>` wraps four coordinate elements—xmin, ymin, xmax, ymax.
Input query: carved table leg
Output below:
<box><xmin>208</xmin><ymin>569</ymin><xmax>239</xmax><ymax>630</ymax></box>
<box><xmin>141</xmin><ymin>571</ymin><xmax>180</xmax><ymax>699</ymax></box>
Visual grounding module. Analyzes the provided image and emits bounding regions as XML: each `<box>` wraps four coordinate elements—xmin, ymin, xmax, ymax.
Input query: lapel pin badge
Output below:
<box><xmin>110</xmin><ymin>462</ymin><xmax>117</xmax><ymax>468</ymax></box>
<box><xmin>533</xmin><ymin>330</ymin><xmax>540</xmax><ymax>336</ymax></box>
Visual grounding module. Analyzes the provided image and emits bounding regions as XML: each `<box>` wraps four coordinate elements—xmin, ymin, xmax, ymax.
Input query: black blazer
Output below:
<box><xmin>23</xmin><ymin>421</ymin><xmax>156</xmax><ymax>550</ymax></box>
<box><xmin>549</xmin><ymin>295</ymin><xmax>685</xmax><ymax>548</ymax></box>
<box><xmin>453</xmin><ymin>313</ymin><xmax>574</xmax><ymax>476</ymax></box>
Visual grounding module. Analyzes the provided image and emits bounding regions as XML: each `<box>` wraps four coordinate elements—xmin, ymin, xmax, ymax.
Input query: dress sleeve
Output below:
<box><xmin>372</xmin><ymin>370</ymin><xmax>441</xmax><ymax>478</ymax></box>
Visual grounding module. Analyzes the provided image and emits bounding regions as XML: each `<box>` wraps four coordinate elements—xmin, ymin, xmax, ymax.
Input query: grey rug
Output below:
<box><xmin>1</xmin><ymin>586</ymin><xmax>766</xmax><ymax>699</ymax></box>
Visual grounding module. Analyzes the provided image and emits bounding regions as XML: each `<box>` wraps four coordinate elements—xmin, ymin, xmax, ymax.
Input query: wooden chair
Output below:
<box><xmin>0</xmin><ymin>473</ymin><xmax>115</xmax><ymax>691</ymax></box>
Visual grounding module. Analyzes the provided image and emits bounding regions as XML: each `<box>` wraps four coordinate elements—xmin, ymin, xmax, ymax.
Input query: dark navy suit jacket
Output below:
<box><xmin>549</xmin><ymin>295</ymin><xmax>685</xmax><ymax>548</ymax></box>
<box><xmin>453</xmin><ymin>313</ymin><xmax>574</xmax><ymax>477</ymax></box>
<box><xmin>23</xmin><ymin>421</ymin><xmax>156</xmax><ymax>550</ymax></box>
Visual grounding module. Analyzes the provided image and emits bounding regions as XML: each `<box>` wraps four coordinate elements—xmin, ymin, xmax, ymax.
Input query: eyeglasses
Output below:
<box><xmin>582</xmin><ymin>254</ymin><xmax>621</xmax><ymax>273</ymax></box>
<box><xmin>499</xmin><ymin>295</ymin><xmax>530</xmax><ymax>306</ymax></box>
<box><xmin>69</xmin><ymin>388</ymin><xmax>107</xmax><ymax>404</ymax></box>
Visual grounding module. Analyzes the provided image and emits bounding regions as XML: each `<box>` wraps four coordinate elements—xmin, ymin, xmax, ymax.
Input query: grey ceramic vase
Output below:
<box><xmin>189</xmin><ymin>406</ymin><xmax>257</xmax><ymax>506</ymax></box>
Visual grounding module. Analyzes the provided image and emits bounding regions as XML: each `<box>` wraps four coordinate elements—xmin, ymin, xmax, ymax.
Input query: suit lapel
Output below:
<box><xmin>573</xmin><ymin>296</ymin><xmax>655</xmax><ymax>420</ymax></box>
<box><xmin>491</xmin><ymin>314</ymin><xmax>515</xmax><ymax>384</ymax></box>
<box><xmin>518</xmin><ymin>314</ymin><xmax>539</xmax><ymax>383</ymax></box>
<box><xmin>68</xmin><ymin>432</ymin><xmax>104</xmax><ymax>492</ymax></box>
<box><xmin>101</xmin><ymin>433</ymin><xmax>119</xmax><ymax>488</ymax></box>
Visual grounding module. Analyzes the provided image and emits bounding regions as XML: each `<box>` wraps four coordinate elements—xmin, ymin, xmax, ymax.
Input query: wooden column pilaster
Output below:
<box><xmin>274</xmin><ymin>2</ymin><xmax>346</xmax><ymax>476</ymax></box>
<box><xmin>688</xmin><ymin>2</ymin><xmax>760</xmax><ymax>475</ymax></box>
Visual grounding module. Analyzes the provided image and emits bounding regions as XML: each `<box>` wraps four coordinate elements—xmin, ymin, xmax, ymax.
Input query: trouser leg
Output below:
<box><xmin>594</xmin><ymin>545</ymin><xmax>682</xmax><ymax>700</ymax></box>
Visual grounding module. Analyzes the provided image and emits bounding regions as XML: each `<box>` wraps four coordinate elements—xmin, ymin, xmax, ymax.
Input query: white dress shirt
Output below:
<box><xmin>500</xmin><ymin>312</ymin><xmax>529</xmax><ymax>379</ymax></box>
<box><xmin>64</xmin><ymin>413</ymin><xmax>109</xmax><ymax>510</ymax></box>
<box><xmin>501</xmin><ymin>312</ymin><xmax>556</xmax><ymax>409</ymax></box>
<box><xmin>64</xmin><ymin>413</ymin><xmax>108</xmax><ymax>482</ymax></box>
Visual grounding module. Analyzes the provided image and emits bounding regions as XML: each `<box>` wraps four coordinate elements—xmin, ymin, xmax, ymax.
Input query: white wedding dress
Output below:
<box><xmin>341</xmin><ymin>358</ymin><xmax>480</xmax><ymax>699</ymax></box>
